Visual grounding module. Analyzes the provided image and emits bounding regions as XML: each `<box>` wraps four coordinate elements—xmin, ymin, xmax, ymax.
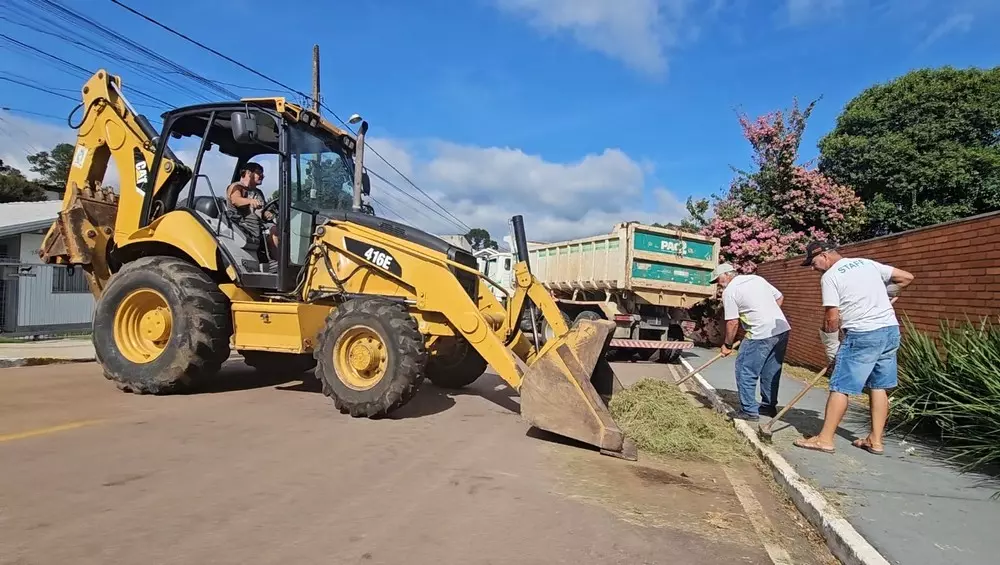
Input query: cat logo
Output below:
<box><xmin>133</xmin><ymin>148</ymin><xmax>148</xmax><ymax>197</ymax></box>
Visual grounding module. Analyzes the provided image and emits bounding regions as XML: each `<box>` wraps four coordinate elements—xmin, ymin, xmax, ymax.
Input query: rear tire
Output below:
<box><xmin>652</xmin><ymin>323</ymin><xmax>686</xmax><ymax>364</ymax></box>
<box><xmin>314</xmin><ymin>297</ymin><xmax>427</xmax><ymax>418</ymax></box>
<box><xmin>93</xmin><ymin>255</ymin><xmax>232</xmax><ymax>394</ymax></box>
<box><xmin>240</xmin><ymin>350</ymin><xmax>317</xmax><ymax>376</ymax></box>
<box><xmin>426</xmin><ymin>337</ymin><xmax>488</xmax><ymax>389</ymax></box>
<box><xmin>540</xmin><ymin>309</ymin><xmax>572</xmax><ymax>344</ymax></box>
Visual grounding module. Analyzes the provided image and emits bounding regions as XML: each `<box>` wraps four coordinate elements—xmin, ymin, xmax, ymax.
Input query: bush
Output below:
<box><xmin>894</xmin><ymin>316</ymin><xmax>1000</xmax><ymax>472</ymax></box>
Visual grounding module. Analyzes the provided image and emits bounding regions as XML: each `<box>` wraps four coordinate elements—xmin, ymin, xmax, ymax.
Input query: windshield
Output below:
<box><xmin>288</xmin><ymin>123</ymin><xmax>356</xmax><ymax>214</ymax></box>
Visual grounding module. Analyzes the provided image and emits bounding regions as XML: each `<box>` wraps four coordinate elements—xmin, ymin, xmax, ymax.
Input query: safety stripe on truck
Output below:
<box><xmin>609</xmin><ymin>339</ymin><xmax>694</xmax><ymax>349</ymax></box>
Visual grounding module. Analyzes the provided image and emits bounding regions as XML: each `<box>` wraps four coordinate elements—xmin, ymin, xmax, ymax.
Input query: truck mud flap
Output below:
<box><xmin>519</xmin><ymin>318</ymin><xmax>638</xmax><ymax>460</ymax></box>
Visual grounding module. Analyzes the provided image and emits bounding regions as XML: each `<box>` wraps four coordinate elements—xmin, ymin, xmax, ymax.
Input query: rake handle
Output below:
<box><xmin>761</xmin><ymin>365</ymin><xmax>829</xmax><ymax>434</ymax></box>
<box><xmin>675</xmin><ymin>340</ymin><xmax>741</xmax><ymax>386</ymax></box>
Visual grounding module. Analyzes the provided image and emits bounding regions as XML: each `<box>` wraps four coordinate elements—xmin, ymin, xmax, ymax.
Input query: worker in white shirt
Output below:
<box><xmin>793</xmin><ymin>241</ymin><xmax>914</xmax><ymax>455</ymax></box>
<box><xmin>711</xmin><ymin>263</ymin><xmax>792</xmax><ymax>422</ymax></box>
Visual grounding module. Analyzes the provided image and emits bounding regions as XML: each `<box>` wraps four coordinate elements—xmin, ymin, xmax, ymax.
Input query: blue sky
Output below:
<box><xmin>1</xmin><ymin>0</ymin><xmax>999</xmax><ymax>241</ymax></box>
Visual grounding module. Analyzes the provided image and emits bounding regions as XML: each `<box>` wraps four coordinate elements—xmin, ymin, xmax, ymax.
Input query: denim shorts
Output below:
<box><xmin>829</xmin><ymin>325</ymin><xmax>901</xmax><ymax>395</ymax></box>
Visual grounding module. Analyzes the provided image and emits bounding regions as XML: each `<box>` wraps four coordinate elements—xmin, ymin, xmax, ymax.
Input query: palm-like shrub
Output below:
<box><xmin>895</xmin><ymin>316</ymin><xmax>1000</xmax><ymax>472</ymax></box>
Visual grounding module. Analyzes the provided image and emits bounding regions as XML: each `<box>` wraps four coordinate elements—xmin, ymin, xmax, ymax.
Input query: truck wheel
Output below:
<box><xmin>93</xmin><ymin>255</ymin><xmax>232</xmax><ymax>394</ymax></box>
<box><xmin>240</xmin><ymin>350</ymin><xmax>317</xmax><ymax>377</ymax></box>
<box><xmin>575</xmin><ymin>310</ymin><xmax>602</xmax><ymax>323</ymax></box>
<box><xmin>540</xmin><ymin>310</ymin><xmax>572</xmax><ymax>343</ymax></box>
<box><xmin>315</xmin><ymin>297</ymin><xmax>428</xmax><ymax>418</ymax></box>
<box><xmin>655</xmin><ymin>324</ymin><xmax>687</xmax><ymax>364</ymax></box>
<box><xmin>426</xmin><ymin>337</ymin><xmax>488</xmax><ymax>389</ymax></box>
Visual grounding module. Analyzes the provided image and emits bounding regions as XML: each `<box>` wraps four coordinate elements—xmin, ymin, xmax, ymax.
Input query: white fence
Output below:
<box><xmin>0</xmin><ymin>260</ymin><xmax>95</xmax><ymax>335</ymax></box>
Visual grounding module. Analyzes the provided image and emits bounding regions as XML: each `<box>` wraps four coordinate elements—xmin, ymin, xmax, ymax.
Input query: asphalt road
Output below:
<box><xmin>0</xmin><ymin>359</ymin><xmax>836</xmax><ymax>565</ymax></box>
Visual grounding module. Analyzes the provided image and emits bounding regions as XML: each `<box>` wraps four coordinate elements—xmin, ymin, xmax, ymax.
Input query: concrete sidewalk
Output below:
<box><xmin>0</xmin><ymin>338</ymin><xmax>96</xmax><ymax>366</ymax></box>
<box><xmin>683</xmin><ymin>346</ymin><xmax>999</xmax><ymax>565</ymax></box>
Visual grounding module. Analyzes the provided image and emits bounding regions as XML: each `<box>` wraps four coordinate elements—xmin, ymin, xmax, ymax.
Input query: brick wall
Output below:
<box><xmin>755</xmin><ymin>211</ymin><xmax>1000</xmax><ymax>369</ymax></box>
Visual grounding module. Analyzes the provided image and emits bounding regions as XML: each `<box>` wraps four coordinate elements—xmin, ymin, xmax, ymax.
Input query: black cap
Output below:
<box><xmin>801</xmin><ymin>240</ymin><xmax>836</xmax><ymax>266</ymax></box>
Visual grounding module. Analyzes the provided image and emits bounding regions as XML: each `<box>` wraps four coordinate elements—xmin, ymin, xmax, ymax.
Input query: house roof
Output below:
<box><xmin>0</xmin><ymin>201</ymin><xmax>63</xmax><ymax>239</ymax></box>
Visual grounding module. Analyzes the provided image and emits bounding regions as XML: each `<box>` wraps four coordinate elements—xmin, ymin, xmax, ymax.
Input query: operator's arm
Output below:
<box><xmin>767</xmin><ymin>281</ymin><xmax>784</xmax><ymax>307</ymax></box>
<box><xmin>819</xmin><ymin>275</ymin><xmax>841</xmax><ymax>362</ymax></box>
<box><xmin>227</xmin><ymin>184</ymin><xmax>261</xmax><ymax>208</ymax></box>
<box><xmin>721</xmin><ymin>289</ymin><xmax>739</xmax><ymax>356</ymax></box>
<box><xmin>887</xmin><ymin>267</ymin><xmax>914</xmax><ymax>296</ymax></box>
<box><xmin>874</xmin><ymin>260</ymin><xmax>914</xmax><ymax>297</ymax></box>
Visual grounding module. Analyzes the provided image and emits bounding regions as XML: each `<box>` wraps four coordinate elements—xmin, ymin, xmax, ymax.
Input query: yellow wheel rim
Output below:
<box><xmin>333</xmin><ymin>325</ymin><xmax>388</xmax><ymax>390</ymax></box>
<box><xmin>113</xmin><ymin>288</ymin><xmax>173</xmax><ymax>364</ymax></box>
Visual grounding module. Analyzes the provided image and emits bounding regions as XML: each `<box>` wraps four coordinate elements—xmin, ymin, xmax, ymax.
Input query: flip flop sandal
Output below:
<box><xmin>793</xmin><ymin>439</ymin><xmax>836</xmax><ymax>454</ymax></box>
<box><xmin>852</xmin><ymin>439</ymin><xmax>884</xmax><ymax>455</ymax></box>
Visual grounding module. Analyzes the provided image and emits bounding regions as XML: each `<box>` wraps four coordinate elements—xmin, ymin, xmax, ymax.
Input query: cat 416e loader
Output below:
<box><xmin>38</xmin><ymin>69</ymin><xmax>638</xmax><ymax>460</ymax></box>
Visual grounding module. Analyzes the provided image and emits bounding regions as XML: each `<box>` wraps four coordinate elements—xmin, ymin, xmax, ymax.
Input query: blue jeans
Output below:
<box><xmin>829</xmin><ymin>325</ymin><xmax>900</xmax><ymax>395</ymax></box>
<box><xmin>735</xmin><ymin>331</ymin><xmax>789</xmax><ymax>415</ymax></box>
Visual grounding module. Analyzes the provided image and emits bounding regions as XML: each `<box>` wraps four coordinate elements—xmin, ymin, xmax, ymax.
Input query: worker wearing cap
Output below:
<box><xmin>711</xmin><ymin>263</ymin><xmax>791</xmax><ymax>421</ymax></box>
<box><xmin>794</xmin><ymin>241</ymin><xmax>914</xmax><ymax>455</ymax></box>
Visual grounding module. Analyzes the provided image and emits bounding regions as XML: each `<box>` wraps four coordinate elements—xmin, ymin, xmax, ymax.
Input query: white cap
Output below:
<box><xmin>710</xmin><ymin>263</ymin><xmax>736</xmax><ymax>282</ymax></box>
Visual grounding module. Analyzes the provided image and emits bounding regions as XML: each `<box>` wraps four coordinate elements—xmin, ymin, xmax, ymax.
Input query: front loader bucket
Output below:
<box><xmin>519</xmin><ymin>318</ymin><xmax>638</xmax><ymax>460</ymax></box>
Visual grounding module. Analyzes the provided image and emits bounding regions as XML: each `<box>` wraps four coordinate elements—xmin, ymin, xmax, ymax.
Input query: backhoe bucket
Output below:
<box><xmin>519</xmin><ymin>318</ymin><xmax>637</xmax><ymax>460</ymax></box>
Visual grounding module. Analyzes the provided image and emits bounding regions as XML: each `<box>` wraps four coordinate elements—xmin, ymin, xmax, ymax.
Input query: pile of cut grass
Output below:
<box><xmin>609</xmin><ymin>378</ymin><xmax>750</xmax><ymax>463</ymax></box>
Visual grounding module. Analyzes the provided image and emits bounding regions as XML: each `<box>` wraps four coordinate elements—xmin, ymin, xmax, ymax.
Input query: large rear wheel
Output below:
<box><xmin>93</xmin><ymin>255</ymin><xmax>232</xmax><ymax>394</ymax></box>
<box><xmin>426</xmin><ymin>337</ymin><xmax>488</xmax><ymax>389</ymax></box>
<box><xmin>314</xmin><ymin>297</ymin><xmax>427</xmax><ymax>418</ymax></box>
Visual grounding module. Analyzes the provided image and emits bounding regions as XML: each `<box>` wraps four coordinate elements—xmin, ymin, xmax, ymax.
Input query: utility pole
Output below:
<box><xmin>312</xmin><ymin>44</ymin><xmax>321</xmax><ymax>114</ymax></box>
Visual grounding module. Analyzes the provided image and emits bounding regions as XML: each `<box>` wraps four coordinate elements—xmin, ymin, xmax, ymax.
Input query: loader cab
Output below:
<box><xmin>142</xmin><ymin>100</ymin><xmax>369</xmax><ymax>294</ymax></box>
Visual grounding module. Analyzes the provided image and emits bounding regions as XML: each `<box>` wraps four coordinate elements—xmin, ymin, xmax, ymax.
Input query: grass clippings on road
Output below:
<box><xmin>609</xmin><ymin>378</ymin><xmax>752</xmax><ymax>464</ymax></box>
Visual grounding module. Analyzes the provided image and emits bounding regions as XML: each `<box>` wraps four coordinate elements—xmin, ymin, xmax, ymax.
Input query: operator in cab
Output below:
<box><xmin>226</xmin><ymin>161</ymin><xmax>279</xmax><ymax>262</ymax></box>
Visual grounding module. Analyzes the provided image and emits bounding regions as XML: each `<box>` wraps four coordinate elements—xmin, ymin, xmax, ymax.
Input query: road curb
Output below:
<box><xmin>0</xmin><ymin>357</ymin><xmax>97</xmax><ymax>369</ymax></box>
<box><xmin>678</xmin><ymin>356</ymin><xmax>892</xmax><ymax>565</ymax></box>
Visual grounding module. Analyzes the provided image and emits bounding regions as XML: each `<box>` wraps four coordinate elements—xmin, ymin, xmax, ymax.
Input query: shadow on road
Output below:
<box><xmin>187</xmin><ymin>360</ymin><xmax>520</xmax><ymax>419</ymax></box>
<box><xmin>709</xmin><ymin>385</ymin><xmax>860</xmax><ymax>443</ymax></box>
<box><xmin>391</xmin><ymin>373</ymin><xmax>521</xmax><ymax>419</ymax></box>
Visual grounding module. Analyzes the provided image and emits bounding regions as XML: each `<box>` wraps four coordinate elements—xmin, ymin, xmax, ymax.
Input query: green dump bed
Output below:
<box><xmin>527</xmin><ymin>223</ymin><xmax>720</xmax><ymax>306</ymax></box>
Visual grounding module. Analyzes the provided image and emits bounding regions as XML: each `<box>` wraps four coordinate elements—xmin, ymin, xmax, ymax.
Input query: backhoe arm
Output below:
<box><xmin>38</xmin><ymin>69</ymin><xmax>187</xmax><ymax>297</ymax></box>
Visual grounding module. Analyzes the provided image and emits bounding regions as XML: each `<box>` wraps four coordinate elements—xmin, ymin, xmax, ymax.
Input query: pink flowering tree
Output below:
<box><xmin>694</xmin><ymin>98</ymin><xmax>866</xmax><ymax>272</ymax></box>
<box><xmin>681</xmin><ymin>98</ymin><xmax>866</xmax><ymax>345</ymax></box>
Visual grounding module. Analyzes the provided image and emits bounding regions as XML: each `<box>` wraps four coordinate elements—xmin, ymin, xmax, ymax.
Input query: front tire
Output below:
<box><xmin>314</xmin><ymin>297</ymin><xmax>427</xmax><ymax>418</ymax></box>
<box><xmin>426</xmin><ymin>337</ymin><xmax>487</xmax><ymax>389</ymax></box>
<box><xmin>93</xmin><ymin>255</ymin><xmax>232</xmax><ymax>394</ymax></box>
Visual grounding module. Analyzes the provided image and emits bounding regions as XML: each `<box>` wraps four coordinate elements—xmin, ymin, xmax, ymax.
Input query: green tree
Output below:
<box><xmin>26</xmin><ymin>142</ymin><xmax>74</xmax><ymax>192</ymax></box>
<box><xmin>300</xmin><ymin>156</ymin><xmax>354</xmax><ymax>211</ymax></box>
<box><xmin>818</xmin><ymin>66</ymin><xmax>1000</xmax><ymax>237</ymax></box>
<box><xmin>680</xmin><ymin>196</ymin><xmax>710</xmax><ymax>232</ymax></box>
<box><xmin>464</xmin><ymin>228</ymin><xmax>498</xmax><ymax>251</ymax></box>
<box><xmin>0</xmin><ymin>160</ymin><xmax>48</xmax><ymax>203</ymax></box>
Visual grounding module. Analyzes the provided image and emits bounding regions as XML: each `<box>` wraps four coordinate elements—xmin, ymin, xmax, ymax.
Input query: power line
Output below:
<box><xmin>106</xmin><ymin>0</ymin><xmax>472</xmax><ymax>234</ymax></box>
<box><xmin>9</xmin><ymin>0</ymin><xmax>224</xmax><ymax>105</ymax></box>
<box><xmin>0</xmin><ymin>76</ymin><xmax>77</xmax><ymax>101</ymax></box>
<box><xmin>0</xmin><ymin>115</ymin><xmax>43</xmax><ymax>153</ymax></box>
<box><xmin>366</xmin><ymin>168</ymin><xmax>471</xmax><ymax>231</ymax></box>
<box><xmin>1</xmin><ymin>106</ymin><xmax>65</xmax><ymax>121</ymax></box>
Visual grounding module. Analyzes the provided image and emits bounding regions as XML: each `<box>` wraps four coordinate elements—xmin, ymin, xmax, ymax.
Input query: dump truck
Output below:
<box><xmin>37</xmin><ymin>69</ymin><xmax>637</xmax><ymax>460</ymax></box>
<box><xmin>479</xmin><ymin>223</ymin><xmax>720</xmax><ymax>362</ymax></box>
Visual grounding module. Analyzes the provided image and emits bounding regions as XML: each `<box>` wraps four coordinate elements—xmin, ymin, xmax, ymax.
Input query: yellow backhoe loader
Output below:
<box><xmin>38</xmin><ymin>69</ymin><xmax>638</xmax><ymax>460</ymax></box>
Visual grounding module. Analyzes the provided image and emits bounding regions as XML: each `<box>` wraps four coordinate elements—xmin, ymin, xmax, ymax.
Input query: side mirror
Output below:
<box><xmin>361</xmin><ymin>170</ymin><xmax>371</xmax><ymax>196</ymax></box>
<box><xmin>231</xmin><ymin>111</ymin><xmax>258</xmax><ymax>144</ymax></box>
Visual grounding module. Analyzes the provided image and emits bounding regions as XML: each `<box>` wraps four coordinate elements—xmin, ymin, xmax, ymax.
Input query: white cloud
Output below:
<box><xmin>0</xmin><ymin>115</ymin><xmax>686</xmax><ymax>243</ymax></box>
<box><xmin>365</xmin><ymin>136</ymin><xmax>686</xmax><ymax>242</ymax></box>
<box><xmin>492</xmin><ymin>0</ymin><xmax>719</xmax><ymax>78</ymax></box>
<box><xmin>919</xmin><ymin>13</ymin><xmax>974</xmax><ymax>47</ymax></box>
<box><xmin>785</xmin><ymin>0</ymin><xmax>846</xmax><ymax>25</ymax></box>
<box><xmin>0</xmin><ymin>114</ymin><xmax>74</xmax><ymax>180</ymax></box>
